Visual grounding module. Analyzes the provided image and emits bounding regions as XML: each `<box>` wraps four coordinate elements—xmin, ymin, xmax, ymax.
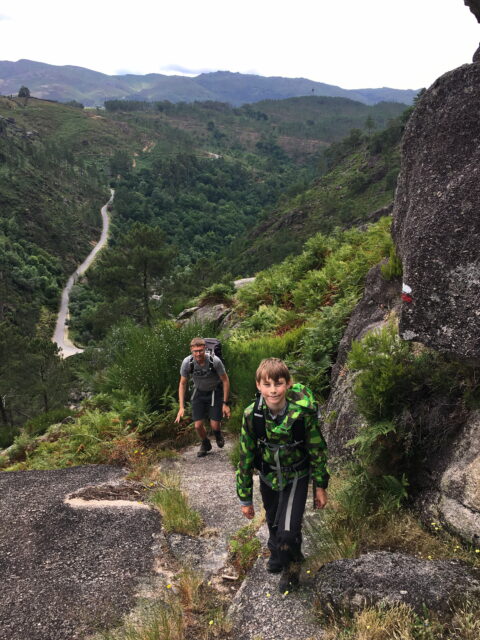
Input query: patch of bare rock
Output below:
<box><xmin>0</xmin><ymin>466</ymin><xmax>162</xmax><ymax>640</ymax></box>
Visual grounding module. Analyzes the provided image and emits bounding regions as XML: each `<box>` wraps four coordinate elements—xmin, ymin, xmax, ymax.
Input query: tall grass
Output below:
<box><xmin>149</xmin><ymin>472</ymin><xmax>203</xmax><ymax>535</ymax></box>
<box><xmin>223</xmin><ymin>328</ymin><xmax>304</xmax><ymax>433</ymax></box>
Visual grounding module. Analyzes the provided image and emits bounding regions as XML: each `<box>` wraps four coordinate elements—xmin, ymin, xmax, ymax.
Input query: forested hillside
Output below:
<box><xmin>0</xmin><ymin>89</ymin><xmax>408</xmax><ymax>441</ymax></box>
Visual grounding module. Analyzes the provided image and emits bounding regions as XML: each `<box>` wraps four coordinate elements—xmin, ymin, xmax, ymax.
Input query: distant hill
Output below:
<box><xmin>0</xmin><ymin>59</ymin><xmax>419</xmax><ymax>107</ymax></box>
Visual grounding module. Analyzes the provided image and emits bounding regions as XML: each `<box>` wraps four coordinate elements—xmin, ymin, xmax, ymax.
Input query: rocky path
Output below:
<box><xmin>171</xmin><ymin>438</ymin><xmax>325</xmax><ymax>640</ymax></box>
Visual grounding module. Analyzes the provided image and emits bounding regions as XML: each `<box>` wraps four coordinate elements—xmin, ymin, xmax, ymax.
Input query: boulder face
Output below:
<box><xmin>315</xmin><ymin>551</ymin><xmax>480</xmax><ymax>615</ymax></box>
<box><xmin>416</xmin><ymin>409</ymin><xmax>480</xmax><ymax>545</ymax></box>
<box><xmin>392</xmin><ymin>62</ymin><xmax>480</xmax><ymax>362</ymax></box>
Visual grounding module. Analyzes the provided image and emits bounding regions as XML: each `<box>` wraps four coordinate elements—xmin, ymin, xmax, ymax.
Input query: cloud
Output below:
<box><xmin>0</xmin><ymin>14</ymin><xmax>12</xmax><ymax>20</ymax></box>
<box><xmin>158</xmin><ymin>64</ymin><xmax>217</xmax><ymax>77</ymax></box>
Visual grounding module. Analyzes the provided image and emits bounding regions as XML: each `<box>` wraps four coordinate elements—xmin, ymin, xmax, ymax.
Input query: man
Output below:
<box><xmin>175</xmin><ymin>337</ymin><xmax>231</xmax><ymax>457</ymax></box>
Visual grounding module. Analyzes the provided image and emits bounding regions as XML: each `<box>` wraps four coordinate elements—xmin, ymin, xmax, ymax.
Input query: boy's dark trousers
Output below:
<box><xmin>260</xmin><ymin>474</ymin><xmax>309</xmax><ymax>568</ymax></box>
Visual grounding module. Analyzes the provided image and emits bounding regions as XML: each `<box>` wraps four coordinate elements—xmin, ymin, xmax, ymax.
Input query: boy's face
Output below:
<box><xmin>256</xmin><ymin>376</ymin><xmax>292</xmax><ymax>412</ymax></box>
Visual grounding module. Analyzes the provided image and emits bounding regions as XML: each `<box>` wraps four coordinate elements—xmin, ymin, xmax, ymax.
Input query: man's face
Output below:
<box><xmin>190</xmin><ymin>344</ymin><xmax>206</xmax><ymax>363</ymax></box>
<box><xmin>256</xmin><ymin>376</ymin><xmax>292</xmax><ymax>412</ymax></box>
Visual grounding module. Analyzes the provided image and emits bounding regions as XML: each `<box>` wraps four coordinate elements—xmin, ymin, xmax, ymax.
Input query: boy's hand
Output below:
<box><xmin>241</xmin><ymin>505</ymin><xmax>255</xmax><ymax>519</ymax></box>
<box><xmin>314</xmin><ymin>487</ymin><xmax>328</xmax><ymax>509</ymax></box>
<box><xmin>174</xmin><ymin>408</ymin><xmax>185</xmax><ymax>424</ymax></box>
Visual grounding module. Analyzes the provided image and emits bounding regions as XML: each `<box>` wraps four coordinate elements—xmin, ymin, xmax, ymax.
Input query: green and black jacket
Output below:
<box><xmin>236</xmin><ymin>383</ymin><xmax>329</xmax><ymax>505</ymax></box>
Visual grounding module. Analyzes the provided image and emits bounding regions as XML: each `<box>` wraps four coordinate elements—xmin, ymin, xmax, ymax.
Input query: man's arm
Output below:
<box><xmin>219</xmin><ymin>372</ymin><xmax>231</xmax><ymax>418</ymax></box>
<box><xmin>175</xmin><ymin>376</ymin><xmax>188</xmax><ymax>423</ymax></box>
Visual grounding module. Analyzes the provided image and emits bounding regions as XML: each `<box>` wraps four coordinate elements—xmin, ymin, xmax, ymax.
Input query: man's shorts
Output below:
<box><xmin>191</xmin><ymin>385</ymin><xmax>223</xmax><ymax>422</ymax></box>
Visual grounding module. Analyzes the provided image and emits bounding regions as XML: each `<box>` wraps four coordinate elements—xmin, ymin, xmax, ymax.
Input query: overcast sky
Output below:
<box><xmin>1</xmin><ymin>0</ymin><xmax>479</xmax><ymax>90</ymax></box>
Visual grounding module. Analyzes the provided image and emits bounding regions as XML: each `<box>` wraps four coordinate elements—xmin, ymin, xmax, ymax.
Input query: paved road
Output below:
<box><xmin>52</xmin><ymin>191</ymin><xmax>113</xmax><ymax>358</ymax></box>
<box><xmin>0</xmin><ymin>465</ymin><xmax>161</xmax><ymax>640</ymax></box>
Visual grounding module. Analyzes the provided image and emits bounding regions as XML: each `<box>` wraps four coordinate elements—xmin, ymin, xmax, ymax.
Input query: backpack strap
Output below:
<box><xmin>251</xmin><ymin>394</ymin><xmax>308</xmax><ymax>473</ymax></box>
<box><xmin>252</xmin><ymin>394</ymin><xmax>306</xmax><ymax>446</ymax></box>
<box><xmin>189</xmin><ymin>354</ymin><xmax>215</xmax><ymax>375</ymax></box>
<box><xmin>251</xmin><ymin>394</ymin><xmax>309</xmax><ymax>526</ymax></box>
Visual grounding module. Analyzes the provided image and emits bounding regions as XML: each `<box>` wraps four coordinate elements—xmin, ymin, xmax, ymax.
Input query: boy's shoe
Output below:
<box><xmin>214</xmin><ymin>430</ymin><xmax>225</xmax><ymax>448</ymax></box>
<box><xmin>266</xmin><ymin>557</ymin><xmax>282</xmax><ymax>574</ymax></box>
<box><xmin>278</xmin><ymin>562</ymin><xmax>301</xmax><ymax>593</ymax></box>
<box><xmin>197</xmin><ymin>438</ymin><xmax>212</xmax><ymax>457</ymax></box>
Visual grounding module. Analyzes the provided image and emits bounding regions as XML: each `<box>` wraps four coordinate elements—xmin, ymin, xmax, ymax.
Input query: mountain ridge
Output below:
<box><xmin>0</xmin><ymin>59</ymin><xmax>419</xmax><ymax>107</ymax></box>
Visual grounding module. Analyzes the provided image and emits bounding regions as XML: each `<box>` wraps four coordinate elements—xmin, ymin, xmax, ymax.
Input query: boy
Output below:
<box><xmin>236</xmin><ymin>358</ymin><xmax>328</xmax><ymax>592</ymax></box>
<box><xmin>175</xmin><ymin>337</ymin><xmax>231</xmax><ymax>457</ymax></box>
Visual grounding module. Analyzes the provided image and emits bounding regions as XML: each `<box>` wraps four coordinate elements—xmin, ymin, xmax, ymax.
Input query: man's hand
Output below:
<box><xmin>174</xmin><ymin>408</ymin><xmax>185</xmax><ymax>424</ymax></box>
<box><xmin>241</xmin><ymin>505</ymin><xmax>255</xmax><ymax>519</ymax></box>
<box><xmin>314</xmin><ymin>487</ymin><xmax>328</xmax><ymax>509</ymax></box>
<box><xmin>222</xmin><ymin>403</ymin><xmax>231</xmax><ymax>419</ymax></box>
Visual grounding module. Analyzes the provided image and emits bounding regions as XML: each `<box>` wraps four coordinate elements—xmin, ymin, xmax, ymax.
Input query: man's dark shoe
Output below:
<box><xmin>214</xmin><ymin>430</ymin><xmax>225</xmax><ymax>448</ymax></box>
<box><xmin>197</xmin><ymin>438</ymin><xmax>212</xmax><ymax>457</ymax></box>
<box><xmin>266</xmin><ymin>557</ymin><xmax>282</xmax><ymax>574</ymax></box>
<box><xmin>278</xmin><ymin>562</ymin><xmax>301</xmax><ymax>593</ymax></box>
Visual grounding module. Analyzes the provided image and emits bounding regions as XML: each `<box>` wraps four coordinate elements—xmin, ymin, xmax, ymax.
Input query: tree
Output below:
<box><xmin>365</xmin><ymin>116</ymin><xmax>376</xmax><ymax>134</ymax></box>
<box><xmin>18</xmin><ymin>86</ymin><xmax>30</xmax><ymax>98</ymax></box>
<box><xmin>91</xmin><ymin>223</ymin><xmax>175</xmax><ymax>327</ymax></box>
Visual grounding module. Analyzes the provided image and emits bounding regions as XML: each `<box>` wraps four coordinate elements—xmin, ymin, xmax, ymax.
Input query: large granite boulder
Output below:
<box><xmin>315</xmin><ymin>551</ymin><xmax>480</xmax><ymax>615</ymax></box>
<box><xmin>415</xmin><ymin>409</ymin><xmax>480</xmax><ymax>545</ymax></box>
<box><xmin>465</xmin><ymin>0</ymin><xmax>480</xmax><ymax>23</ymax></box>
<box><xmin>392</xmin><ymin>62</ymin><xmax>480</xmax><ymax>362</ymax></box>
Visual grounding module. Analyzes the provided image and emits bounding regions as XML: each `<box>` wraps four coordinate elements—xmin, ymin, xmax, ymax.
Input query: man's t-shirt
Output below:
<box><xmin>180</xmin><ymin>355</ymin><xmax>226</xmax><ymax>392</ymax></box>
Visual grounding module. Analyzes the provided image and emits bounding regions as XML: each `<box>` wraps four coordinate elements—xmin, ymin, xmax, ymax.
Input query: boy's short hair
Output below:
<box><xmin>255</xmin><ymin>358</ymin><xmax>291</xmax><ymax>383</ymax></box>
<box><xmin>190</xmin><ymin>337</ymin><xmax>206</xmax><ymax>348</ymax></box>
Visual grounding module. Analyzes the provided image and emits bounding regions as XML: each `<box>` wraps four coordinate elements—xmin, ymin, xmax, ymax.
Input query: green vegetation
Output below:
<box><xmin>228</xmin><ymin>522</ymin><xmax>262</xmax><ymax>577</ymax></box>
<box><xmin>321</xmin><ymin>600</ymin><xmax>480</xmax><ymax>640</ymax></box>
<box><xmin>149</xmin><ymin>473</ymin><xmax>203</xmax><ymax>535</ymax></box>
<box><xmin>97</xmin><ymin>567</ymin><xmax>231</xmax><ymax>640</ymax></box>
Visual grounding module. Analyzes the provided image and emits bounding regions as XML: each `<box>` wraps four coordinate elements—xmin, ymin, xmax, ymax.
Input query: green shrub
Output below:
<box><xmin>289</xmin><ymin>294</ymin><xmax>357</xmax><ymax>398</ymax></box>
<box><xmin>240</xmin><ymin>304</ymin><xmax>298</xmax><ymax>334</ymax></box>
<box><xmin>23</xmin><ymin>407</ymin><xmax>75</xmax><ymax>436</ymax></box>
<box><xmin>348</xmin><ymin>321</ymin><xmax>416</xmax><ymax>423</ymax></box>
<box><xmin>381</xmin><ymin>245</ymin><xmax>403</xmax><ymax>280</ymax></box>
<box><xmin>224</xmin><ymin>328</ymin><xmax>304</xmax><ymax>432</ymax></box>
<box><xmin>5</xmin><ymin>410</ymin><xmax>132</xmax><ymax>470</ymax></box>
<box><xmin>229</xmin><ymin>523</ymin><xmax>262</xmax><ymax>576</ymax></box>
<box><xmin>194</xmin><ymin>281</ymin><xmax>235</xmax><ymax>306</ymax></box>
<box><xmin>97</xmin><ymin>319</ymin><xmax>214</xmax><ymax>411</ymax></box>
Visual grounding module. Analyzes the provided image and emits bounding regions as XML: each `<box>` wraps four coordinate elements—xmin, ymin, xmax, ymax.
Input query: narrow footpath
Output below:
<box><xmin>172</xmin><ymin>438</ymin><xmax>324</xmax><ymax>640</ymax></box>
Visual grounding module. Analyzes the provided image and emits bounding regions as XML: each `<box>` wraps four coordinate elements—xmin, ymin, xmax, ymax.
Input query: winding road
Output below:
<box><xmin>52</xmin><ymin>190</ymin><xmax>113</xmax><ymax>358</ymax></box>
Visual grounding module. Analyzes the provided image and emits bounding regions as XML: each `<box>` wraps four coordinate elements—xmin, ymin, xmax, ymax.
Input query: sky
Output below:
<box><xmin>1</xmin><ymin>0</ymin><xmax>479</xmax><ymax>90</ymax></box>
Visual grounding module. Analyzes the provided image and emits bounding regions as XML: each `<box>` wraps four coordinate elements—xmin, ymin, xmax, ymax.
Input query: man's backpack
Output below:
<box><xmin>204</xmin><ymin>338</ymin><xmax>223</xmax><ymax>363</ymax></box>
<box><xmin>189</xmin><ymin>338</ymin><xmax>224</xmax><ymax>374</ymax></box>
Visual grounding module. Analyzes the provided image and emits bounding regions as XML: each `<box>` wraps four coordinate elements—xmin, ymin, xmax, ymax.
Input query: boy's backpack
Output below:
<box><xmin>189</xmin><ymin>338</ymin><xmax>224</xmax><ymax>374</ymax></box>
<box><xmin>251</xmin><ymin>392</ymin><xmax>308</xmax><ymax>471</ymax></box>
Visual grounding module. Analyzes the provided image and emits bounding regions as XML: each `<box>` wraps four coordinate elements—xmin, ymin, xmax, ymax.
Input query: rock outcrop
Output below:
<box><xmin>465</xmin><ymin>0</ymin><xmax>480</xmax><ymax>23</ymax></box>
<box><xmin>176</xmin><ymin>302</ymin><xmax>232</xmax><ymax>327</ymax></box>
<box><xmin>392</xmin><ymin>62</ymin><xmax>480</xmax><ymax>362</ymax></box>
<box><xmin>322</xmin><ymin>263</ymin><xmax>401</xmax><ymax>460</ymax></box>
<box><xmin>315</xmin><ymin>551</ymin><xmax>480</xmax><ymax>614</ymax></box>
<box><xmin>415</xmin><ymin>409</ymin><xmax>480</xmax><ymax>545</ymax></box>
